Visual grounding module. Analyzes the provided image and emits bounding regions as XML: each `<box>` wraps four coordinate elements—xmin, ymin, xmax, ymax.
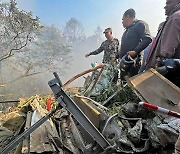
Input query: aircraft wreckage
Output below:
<box><xmin>0</xmin><ymin>64</ymin><xmax>180</xmax><ymax>154</ymax></box>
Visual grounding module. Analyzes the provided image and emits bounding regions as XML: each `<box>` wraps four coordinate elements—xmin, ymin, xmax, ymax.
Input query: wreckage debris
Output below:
<box><xmin>0</xmin><ymin>95</ymin><xmax>178</xmax><ymax>153</ymax></box>
<box><xmin>0</xmin><ymin>66</ymin><xmax>179</xmax><ymax>154</ymax></box>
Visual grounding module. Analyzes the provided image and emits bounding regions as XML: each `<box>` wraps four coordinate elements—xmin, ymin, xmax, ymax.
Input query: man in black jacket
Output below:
<box><xmin>119</xmin><ymin>8</ymin><xmax>152</xmax><ymax>77</ymax></box>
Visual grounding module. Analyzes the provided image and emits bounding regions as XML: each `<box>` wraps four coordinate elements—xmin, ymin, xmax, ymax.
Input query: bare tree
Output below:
<box><xmin>63</xmin><ymin>18</ymin><xmax>85</xmax><ymax>43</ymax></box>
<box><xmin>94</xmin><ymin>26</ymin><xmax>103</xmax><ymax>43</ymax></box>
<box><xmin>0</xmin><ymin>0</ymin><xmax>41</xmax><ymax>62</ymax></box>
<box><xmin>0</xmin><ymin>1</ymin><xmax>71</xmax><ymax>83</ymax></box>
<box><xmin>13</xmin><ymin>25</ymin><xmax>72</xmax><ymax>78</ymax></box>
<box><xmin>84</xmin><ymin>26</ymin><xmax>104</xmax><ymax>44</ymax></box>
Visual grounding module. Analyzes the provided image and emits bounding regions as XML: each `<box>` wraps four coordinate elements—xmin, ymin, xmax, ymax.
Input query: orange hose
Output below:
<box><xmin>63</xmin><ymin>63</ymin><xmax>105</xmax><ymax>87</ymax></box>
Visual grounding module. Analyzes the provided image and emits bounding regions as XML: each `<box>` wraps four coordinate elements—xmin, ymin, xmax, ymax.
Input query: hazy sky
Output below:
<box><xmin>10</xmin><ymin>0</ymin><xmax>166</xmax><ymax>38</ymax></box>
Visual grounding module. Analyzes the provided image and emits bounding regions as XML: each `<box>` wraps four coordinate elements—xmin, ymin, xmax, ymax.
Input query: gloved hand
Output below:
<box><xmin>119</xmin><ymin>54</ymin><xmax>134</xmax><ymax>72</ymax></box>
<box><xmin>174</xmin><ymin>59</ymin><xmax>180</xmax><ymax>68</ymax></box>
<box><xmin>85</xmin><ymin>53</ymin><xmax>91</xmax><ymax>57</ymax></box>
<box><xmin>162</xmin><ymin>58</ymin><xmax>177</xmax><ymax>72</ymax></box>
<box><xmin>157</xmin><ymin>58</ymin><xmax>180</xmax><ymax>75</ymax></box>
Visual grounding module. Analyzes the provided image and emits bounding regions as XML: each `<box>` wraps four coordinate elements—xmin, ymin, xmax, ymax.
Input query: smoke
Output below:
<box><xmin>61</xmin><ymin>41</ymin><xmax>104</xmax><ymax>87</ymax></box>
<box><xmin>0</xmin><ymin>0</ymin><xmax>167</xmax><ymax>100</ymax></box>
<box><xmin>0</xmin><ymin>62</ymin><xmax>53</xmax><ymax>101</ymax></box>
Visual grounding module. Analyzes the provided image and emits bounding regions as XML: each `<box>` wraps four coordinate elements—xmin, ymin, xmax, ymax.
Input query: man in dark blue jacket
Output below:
<box><xmin>119</xmin><ymin>9</ymin><xmax>152</xmax><ymax>77</ymax></box>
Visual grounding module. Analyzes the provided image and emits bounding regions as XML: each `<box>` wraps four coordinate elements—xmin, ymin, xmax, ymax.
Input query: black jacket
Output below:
<box><xmin>119</xmin><ymin>20</ymin><xmax>152</xmax><ymax>58</ymax></box>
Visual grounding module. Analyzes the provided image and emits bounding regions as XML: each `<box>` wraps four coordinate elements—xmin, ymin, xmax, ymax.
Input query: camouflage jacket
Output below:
<box><xmin>89</xmin><ymin>38</ymin><xmax>119</xmax><ymax>63</ymax></box>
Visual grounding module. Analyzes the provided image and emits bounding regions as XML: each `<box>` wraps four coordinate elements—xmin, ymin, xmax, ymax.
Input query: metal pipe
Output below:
<box><xmin>139</xmin><ymin>102</ymin><xmax>180</xmax><ymax>118</ymax></box>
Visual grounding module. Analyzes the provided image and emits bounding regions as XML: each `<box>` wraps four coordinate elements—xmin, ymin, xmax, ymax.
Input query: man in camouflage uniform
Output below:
<box><xmin>85</xmin><ymin>28</ymin><xmax>119</xmax><ymax>64</ymax></box>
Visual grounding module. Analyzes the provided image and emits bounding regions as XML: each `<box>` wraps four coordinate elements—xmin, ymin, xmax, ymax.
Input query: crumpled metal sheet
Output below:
<box><xmin>145</xmin><ymin>116</ymin><xmax>178</xmax><ymax>147</ymax></box>
<box><xmin>30</xmin><ymin>110</ymin><xmax>56</xmax><ymax>153</ymax></box>
<box><xmin>117</xmin><ymin>132</ymin><xmax>150</xmax><ymax>153</ymax></box>
<box><xmin>122</xmin><ymin>102</ymin><xmax>155</xmax><ymax>119</ymax></box>
<box><xmin>100</xmin><ymin>114</ymin><xmax>150</xmax><ymax>153</ymax></box>
<box><xmin>121</xmin><ymin>101</ymin><xmax>177</xmax><ymax>150</ymax></box>
<box><xmin>128</xmin><ymin>119</ymin><xmax>142</xmax><ymax>142</ymax></box>
<box><xmin>0</xmin><ymin>126</ymin><xmax>14</xmax><ymax>151</ymax></box>
<box><xmin>158</xmin><ymin>117</ymin><xmax>180</xmax><ymax>135</ymax></box>
<box><xmin>30</xmin><ymin>98</ymin><xmax>61</xmax><ymax>153</ymax></box>
<box><xmin>0</xmin><ymin>111</ymin><xmax>25</xmax><ymax>132</ymax></box>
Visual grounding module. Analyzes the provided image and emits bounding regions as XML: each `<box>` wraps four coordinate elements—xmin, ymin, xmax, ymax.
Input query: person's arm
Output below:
<box><xmin>85</xmin><ymin>42</ymin><xmax>104</xmax><ymax>57</ymax></box>
<box><xmin>117</xmin><ymin>48</ymin><xmax>124</xmax><ymax>59</ymax></box>
<box><xmin>128</xmin><ymin>21</ymin><xmax>152</xmax><ymax>58</ymax></box>
<box><xmin>89</xmin><ymin>42</ymin><xmax>104</xmax><ymax>55</ymax></box>
<box><xmin>115</xmin><ymin>39</ymin><xmax>120</xmax><ymax>59</ymax></box>
<box><xmin>160</xmin><ymin>17</ymin><xmax>180</xmax><ymax>58</ymax></box>
<box><xmin>134</xmin><ymin>22</ymin><xmax>152</xmax><ymax>54</ymax></box>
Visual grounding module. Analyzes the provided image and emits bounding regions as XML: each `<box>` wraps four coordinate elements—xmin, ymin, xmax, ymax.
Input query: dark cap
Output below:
<box><xmin>103</xmin><ymin>28</ymin><xmax>112</xmax><ymax>33</ymax></box>
<box><xmin>123</xmin><ymin>8</ymin><xmax>136</xmax><ymax>18</ymax></box>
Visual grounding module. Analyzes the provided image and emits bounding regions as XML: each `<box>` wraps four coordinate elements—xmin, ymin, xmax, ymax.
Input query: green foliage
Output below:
<box><xmin>81</xmin><ymin>64</ymin><xmax>141</xmax><ymax>117</ymax></box>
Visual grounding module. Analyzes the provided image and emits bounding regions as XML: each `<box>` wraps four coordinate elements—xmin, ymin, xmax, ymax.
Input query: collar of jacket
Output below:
<box><xmin>168</xmin><ymin>2</ymin><xmax>180</xmax><ymax>18</ymax></box>
<box><xmin>107</xmin><ymin>37</ymin><xmax>114</xmax><ymax>42</ymax></box>
<box><xmin>126</xmin><ymin>19</ymin><xmax>139</xmax><ymax>29</ymax></box>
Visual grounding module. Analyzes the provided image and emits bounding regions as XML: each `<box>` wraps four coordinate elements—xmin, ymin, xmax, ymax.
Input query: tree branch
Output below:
<box><xmin>4</xmin><ymin>69</ymin><xmax>50</xmax><ymax>84</ymax></box>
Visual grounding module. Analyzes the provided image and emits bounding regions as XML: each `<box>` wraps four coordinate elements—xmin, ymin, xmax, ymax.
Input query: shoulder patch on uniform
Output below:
<box><xmin>114</xmin><ymin>38</ymin><xmax>119</xmax><ymax>41</ymax></box>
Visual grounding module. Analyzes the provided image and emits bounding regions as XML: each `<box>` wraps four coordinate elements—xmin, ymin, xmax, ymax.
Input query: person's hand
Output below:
<box><xmin>118</xmin><ymin>58</ymin><xmax>121</xmax><ymax>63</ymax></box>
<box><xmin>128</xmin><ymin>51</ymin><xmax>137</xmax><ymax>58</ymax></box>
<box><xmin>85</xmin><ymin>53</ymin><xmax>90</xmax><ymax>57</ymax></box>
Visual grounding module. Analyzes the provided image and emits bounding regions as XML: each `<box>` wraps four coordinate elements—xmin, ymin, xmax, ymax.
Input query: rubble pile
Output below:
<box><xmin>0</xmin><ymin>65</ymin><xmax>179</xmax><ymax>154</ymax></box>
<box><xmin>79</xmin><ymin>65</ymin><xmax>179</xmax><ymax>153</ymax></box>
